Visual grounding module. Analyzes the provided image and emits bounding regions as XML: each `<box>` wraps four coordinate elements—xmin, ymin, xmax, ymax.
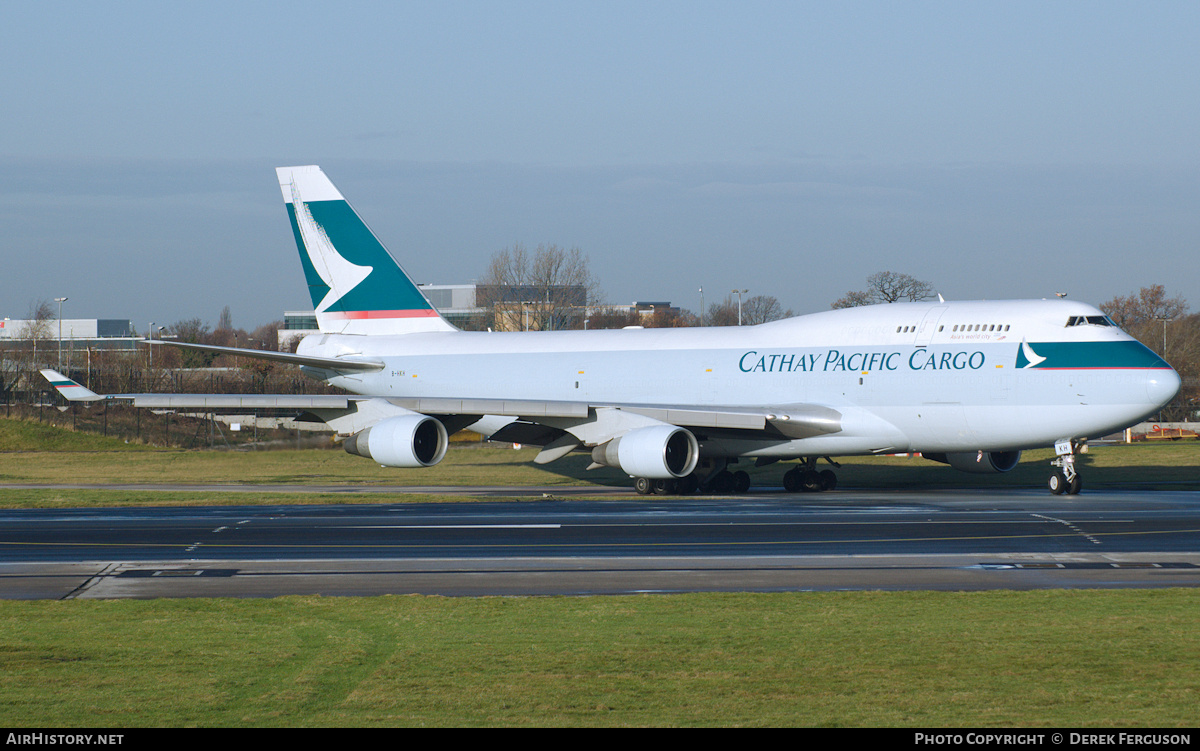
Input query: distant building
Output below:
<box><xmin>279</xmin><ymin>282</ymin><xmax>607</xmax><ymax>344</ymax></box>
<box><xmin>0</xmin><ymin>318</ymin><xmax>137</xmax><ymax>351</ymax></box>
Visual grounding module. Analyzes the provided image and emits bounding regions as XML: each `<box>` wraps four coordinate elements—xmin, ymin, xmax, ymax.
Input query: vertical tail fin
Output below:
<box><xmin>276</xmin><ymin>165</ymin><xmax>456</xmax><ymax>335</ymax></box>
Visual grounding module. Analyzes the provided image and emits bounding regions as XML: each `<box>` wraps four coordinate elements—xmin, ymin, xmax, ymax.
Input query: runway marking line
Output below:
<box><xmin>338</xmin><ymin>524</ymin><xmax>562</xmax><ymax>529</ymax></box>
<box><xmin>1</xmin><ymin>526</ymin><xmax>1198</xmax><ymax>551</ymax></box>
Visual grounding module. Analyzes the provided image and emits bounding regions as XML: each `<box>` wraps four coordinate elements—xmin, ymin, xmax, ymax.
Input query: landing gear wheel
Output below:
<box><xmin>733</xmin><ymin>470</ymin><xmax>751</xmax><ymax>493</ymax></box>
<box><xmin>1067</xmin><ymin>474</ymin><xmax>1082</xmax><ymax>495</ymax></box>
<box><xmin>634</xmin><ymin>477</ymin><xmax>652</xmax><ymax>495</ymax></box>
<box><xmin>677</xmin><ymin>473</ymin><xmax>700</xmax><ymax>495</ymax></box>
<box><xmin>652</xmin><ymin>478</ymin><xmax>676</xmax><ymax>495</ymax></box>
<box><xmin>819</xmin><ymin>469</ymin><xmax>838</xmax><ymax>491</ymax></box>
<box><xmin>1048</xmin><ymin>470</ymin><xmax>1067</xmax><ymax>495</ymax></box>
<box><xmin>783</xmin><ymin>468</ymin><xmax>801</xmax><ymax>493</ymax></box>
<box><xmin>710</xmin><ymin>470</ymin><xmax>735</xmax><ymax>494</ymax></box>
<box><xmin>801</xmin><ymin>470</ymin><xmax>823</xmax><ymax>493</ymax></box>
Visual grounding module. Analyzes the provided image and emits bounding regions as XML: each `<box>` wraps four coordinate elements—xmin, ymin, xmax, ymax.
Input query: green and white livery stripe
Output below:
<box><xmin>1016</xmin><ymin>340</ymin><xmax>1171</xmax><ymax>370</ymax></box>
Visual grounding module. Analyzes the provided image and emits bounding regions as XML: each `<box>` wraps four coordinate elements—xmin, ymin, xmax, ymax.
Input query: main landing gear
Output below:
<box><xmin>1048</xmin><ymin>438</ymin><xmax>1085</xmax><ymax>495</ymax></box>
<box><xmin>783</xmin><ymin>457</ymin><xmax>839</xmax><ymax>493</ymax></box>
<box><xmin>633</xmin><ymin>459</ymin><xmax>751</xmax><ymax>495</ymax></box>
<box><xmin>632</xmin><ymin>457</ymin><xmax>842</xmax><ymax>495</ymax></box>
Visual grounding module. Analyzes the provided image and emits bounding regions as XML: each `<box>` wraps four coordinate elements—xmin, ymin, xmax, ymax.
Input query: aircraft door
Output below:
<box><xmin>914</xmin><ymin>306</ymin><xmax>947</xmax><ymax>346</ymax></box>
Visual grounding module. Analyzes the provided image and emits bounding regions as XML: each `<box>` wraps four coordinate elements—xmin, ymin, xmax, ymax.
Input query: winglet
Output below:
<box><xmin>39</xmin><ymin>370</ymin><xmax>105</xmax><ymax>401</ymax></box>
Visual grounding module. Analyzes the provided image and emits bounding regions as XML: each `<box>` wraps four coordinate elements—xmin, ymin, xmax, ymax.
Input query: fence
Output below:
<box><xmin>2</xmin><ymin>361</ymin><xmax>343</xmax><ymax>450</ymax></box>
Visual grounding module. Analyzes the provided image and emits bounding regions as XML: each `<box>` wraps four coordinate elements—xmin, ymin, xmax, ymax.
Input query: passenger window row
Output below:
<box><xmin>895</xmin><ymin>323</ymin><xmax>1017</xmax><ymax>334</ymax></box>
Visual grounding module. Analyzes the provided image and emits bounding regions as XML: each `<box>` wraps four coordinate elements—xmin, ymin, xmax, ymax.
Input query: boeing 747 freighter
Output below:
<box><xmin>43</xmin><ymin>166</ymin><xmax>1181</xmax><ymax>495</ymax></box>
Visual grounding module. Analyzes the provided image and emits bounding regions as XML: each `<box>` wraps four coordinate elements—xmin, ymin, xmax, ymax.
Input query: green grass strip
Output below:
<box><xmin>0</xmin><ymin>590</ymin><xmax>1197</xmax><ymax>727</ymax></box>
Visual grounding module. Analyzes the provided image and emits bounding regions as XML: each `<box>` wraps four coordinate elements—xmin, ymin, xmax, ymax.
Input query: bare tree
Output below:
<box><xmin>9</xmin><ymin>299</ymin><xmax>56</xmax><ymax>372</ymax></box>
<box><xmin>706</xmin><ymin>296</ymin><xmax>740</xmax><ymax>326</ymax></box>
<box><xmin>648</xmin><ymin>307</ymin><xmax>700</xmax><ymax>328</ymax></box>
<box><xmin>741</xmin><ymin>295</ymin><xmax>792</xmax><ymax>325</ymax></box>
<box><xmin>830</xmin><ymin>290</ymin><xmax>875</xmax><ymax>310</ymax></box>
<box><xmin>18</xmin><ymin>299</ymin><xmax>55</xmax><ymax>343</ymax></box>
<box><xmin>476</xmin><ymin>243</ymin><xmax>602</xmax><ymax>331</ymax></box>
<box><xmin>585</xmin><ymin>307</ymin><xmax>641</xmax><ymax>330</ymax></box>
<box><xmin>704</xmin><ymin>294</ymin><xmax>792</xmax><ymax>326</ymax></box>
<box><xmin>168</xmin><ymin>318</ymin><xmax>215</xmax><ymax>368</ymax></box>
<box><xmin>249</xmin><ymin>321</ymin><xmax>283</xmax><ymax>352</ymax></box>
<box><xmin>832</xmin><ymin>271</ymin><xmax>935</xmax><ymax>308</ymax></box>
<box><xmin>1100</xmin><ymin>284</ymin><xmax>1189</xmax><ymax>328</ymax></box>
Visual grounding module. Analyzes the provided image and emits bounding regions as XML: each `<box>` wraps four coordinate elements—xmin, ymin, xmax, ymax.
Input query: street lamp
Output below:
<box><xmin>732</xmin><ymin>289</ymin><xmax>748</xmax><ymax>326</ymax></box>
<box><xmin>54</xmin><ymin>297</ymin><xmax>68</xmax><ymax>370</ymax></box>
<box><xmin>1155</xmin><ymin>316</ymin><xmax>1173</xmax><ymax>422</ymax></box>
<box><xmin>1155</xmin><ymin>316</ymin><xmax>1172</xmax><ymax>357</ymax></box>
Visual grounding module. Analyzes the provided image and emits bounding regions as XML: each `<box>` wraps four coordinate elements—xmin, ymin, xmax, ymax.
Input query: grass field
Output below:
<box><xmin>1</xmin><ymin>417</ymin><xmax>1198</xmax><ymax>727</ymax></box>
<box><xmin>2</xmin><ymin>591</ymin><xmax>1198</xmax><ymax>727</ymax></box>
<box><xmin>2</xmin><ymin>417</ymin><xmax>1199</xmax><ymax>508</ymax></box>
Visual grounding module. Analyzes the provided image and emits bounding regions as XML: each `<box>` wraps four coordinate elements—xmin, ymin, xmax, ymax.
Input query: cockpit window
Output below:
<box><xmin>1066</xmin><ymin>315</ymin><xmax>1115</xmax><ymax>327</ymax></box>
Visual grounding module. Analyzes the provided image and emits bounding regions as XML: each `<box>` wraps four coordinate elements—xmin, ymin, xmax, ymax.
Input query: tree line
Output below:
<box><xmin>466</xmin><ymin>243</ymin><xmax>793</xmax><ymax>330</ymax></box>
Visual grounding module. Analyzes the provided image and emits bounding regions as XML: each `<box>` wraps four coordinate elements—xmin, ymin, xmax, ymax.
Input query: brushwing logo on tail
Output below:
<box><xmin>276</xmin><ymin>165</ymin><xmax>457</xmax><ymax>335</ymax></box>
<box><xmin>289</xmin><ymin>182</ymin><xmax>373</xmax><ymax>313</ymax></box>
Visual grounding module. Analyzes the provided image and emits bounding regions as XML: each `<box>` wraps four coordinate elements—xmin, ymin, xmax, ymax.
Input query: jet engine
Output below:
<box><xmin>591</xmin><ymin>425</ymin><xmax>700</xmax><ymax>479</ymax></box>
<box><xmin>923</xmin><ymin>450</ymin><xmax>1022</xmax><ymax>474</ymax></box>
<box><xmin>343</xmin><ymin>414</ymin><xmax>448</xmax><ymax>468</ymax></box>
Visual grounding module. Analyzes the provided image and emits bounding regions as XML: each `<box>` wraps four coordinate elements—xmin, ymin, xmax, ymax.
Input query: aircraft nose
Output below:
<box><xmin>1147</xmin><ymin>367</ymin><xmax>1182</xmax><ymax>409</ymax></box>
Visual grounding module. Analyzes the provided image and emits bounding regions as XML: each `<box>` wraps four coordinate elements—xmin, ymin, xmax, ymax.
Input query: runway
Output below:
<box><xmin>2</xmin><ymin>487</ymin><xmax>1198</xmax><ymax>599</ymax></box>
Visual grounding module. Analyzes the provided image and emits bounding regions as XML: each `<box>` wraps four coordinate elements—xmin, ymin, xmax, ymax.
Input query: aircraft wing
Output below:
<box><xmin>41</xmin><ymin>368</ymin><xmax>846</xmax><ymax>474</ymax></box>
<box><xmin>381</xmin><ymin>396</ymin><xmax>840</xmax><ymax>438</ymax></box>
<box><xmin>42</xmin><ymin>368</ymin><xmax>840</xmax><ymax>440</ymax></box>
<box><xmin>141</xmin><ymin>339</ymin><xmax>384</xmax><ymax>373</ymax></box>
<box><xmin>312</xmin><ymin>395</ymin><xmax>845</xmax><ymax>471</ymax></box>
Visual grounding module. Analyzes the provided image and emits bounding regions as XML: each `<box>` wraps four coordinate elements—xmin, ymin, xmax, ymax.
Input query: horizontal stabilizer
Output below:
<box><xmin>142</xmin><ymin>339</ymin><xmax>384</xmax><ymax>372</ymax></box>
<box><xmin>129</xmin><ymin>395</ymin><xmax>350</xmax><ymax>409</ymax></box>
<box><xmin>40</xmin><ymin>370</ymin><xmax>103</xmax><ymax>401</ymax></box>
<box><xmin>40</xmin><ymin>370</ymin><xmax>350</xmax><ymax>409</ymax></box>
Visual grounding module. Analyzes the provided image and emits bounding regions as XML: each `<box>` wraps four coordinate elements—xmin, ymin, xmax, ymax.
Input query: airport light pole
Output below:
<box><xmin>1156</xmin><ymin>316</ymin><xmax>1171</xmax><ymax>357</ymax></box>
<box><xmin>699</xmin><ymin>287</ymin><xmax>705</xmax><ymax>326</ymax></box>
<box><xmin>1155</xmin><ymin>316</ymin><xmax>1173</xmax><ymax>422</ymax></box>
<box><xmin>732</xmin><ymin>289</ymin><xmax>748</xmax><ymax>326</ymax></box>
<box><xmin>55</xmin><ymin>297</ymin><xmax>68</xmax><ymax>370</ymax></box>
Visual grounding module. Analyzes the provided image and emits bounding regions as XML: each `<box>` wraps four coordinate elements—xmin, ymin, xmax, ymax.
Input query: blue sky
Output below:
<box><xmin>2</xmin><ymin>1</ymin><xmax>1198</xmax><ymax>328</ymax></box>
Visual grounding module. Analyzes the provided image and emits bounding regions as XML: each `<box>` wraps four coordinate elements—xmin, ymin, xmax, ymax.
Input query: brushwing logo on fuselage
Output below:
<box><xmin>1017</xmin><ymin>339</ymin><xmax>1047</xmax><ymax>369</ymax></box>
<box><xmin>290</xmin><ymin>182</ymin><xmax>372</xmax><ymax>313</ymax></box>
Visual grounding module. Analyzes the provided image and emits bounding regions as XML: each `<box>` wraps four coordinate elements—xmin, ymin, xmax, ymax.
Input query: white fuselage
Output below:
<box><xmin>298</xmin><ymin>299</ymin><xmax>1180</xmax><ymax>458</ymax></box>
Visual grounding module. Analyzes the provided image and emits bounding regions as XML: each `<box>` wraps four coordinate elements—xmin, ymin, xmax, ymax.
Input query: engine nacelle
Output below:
<box><xmin>591</xmin><ymin>425</ymin><xmax>699</xmax><ymax>479</ymax></box>
<box><xmin>344</xmin><ymin>414</ymin><xmax>448</xmax><ymax>468</ymax></box>
<box><xmin>924</xmin><ymin>450</ymin><xmax>1022</xmax><ymax>474</ymax></box>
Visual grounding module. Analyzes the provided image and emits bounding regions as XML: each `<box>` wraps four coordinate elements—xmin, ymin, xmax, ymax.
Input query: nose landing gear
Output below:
<box><xmin>1049</xmin><ymin>438</ymin><xmax>1085</xmax><ymax>495</ymax></box>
